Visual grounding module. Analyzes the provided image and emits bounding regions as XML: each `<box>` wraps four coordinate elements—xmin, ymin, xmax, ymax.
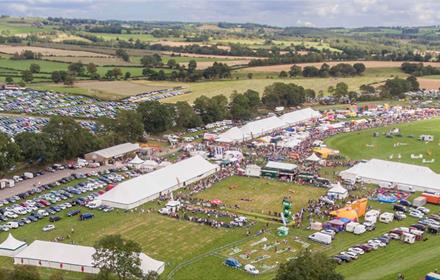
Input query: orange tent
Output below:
<box><xmin>330</xmin><ymin>207</ymin><xmax>359</xmax><ymax>221</ymax></box>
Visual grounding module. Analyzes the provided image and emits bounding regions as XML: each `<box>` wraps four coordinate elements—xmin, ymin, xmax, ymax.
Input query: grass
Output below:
<box><xmin>325</xmin><ymin>118</ymin><xmax>440</xmax><ymax>172</ymax></box>
<box><xmin>195</xmin><ymin>176</ymin><xmax>326</xmax><ymax>214</ymax></box>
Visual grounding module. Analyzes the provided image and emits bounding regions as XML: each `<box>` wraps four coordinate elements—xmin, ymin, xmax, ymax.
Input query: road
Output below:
<box><xmin>0</xmin><ymin>163</ymin><xmax>122</xmax><ymax>200</ymax></box>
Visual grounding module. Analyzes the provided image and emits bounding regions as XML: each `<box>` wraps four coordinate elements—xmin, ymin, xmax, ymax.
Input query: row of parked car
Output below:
<box><xmin>0</xmin><ymin>168</ymin><xmax>136</xmax><ymax>232</ymax></box>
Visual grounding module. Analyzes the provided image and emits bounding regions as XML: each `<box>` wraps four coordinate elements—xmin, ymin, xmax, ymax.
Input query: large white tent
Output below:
<box><xmin>217</xmin><ymin>108</ymin><xmax>320</xmax><ymax>143</ymax></box>
<box><xmin>100</xmin><ymin>155</ymin><xmax>219</xmax><ymax>209</ymax></box>
<box><xmin>280</xmin><ymin>107</ymin><xmax>321</xmax><ymax>125</ymax></box>
<box><xmin>0</xmin><ymin>234</ymin><xmax>27</xmax><ymax>257</ymax></box>
<box><xmin>14</xmin><ymin>240</ymin><xmax>164</xmax><ymax>275</ymax></box>
<box><xmin>340</xmin><ymin>159</ymin><xmax>440</xmax><ymax>192</ymax></box>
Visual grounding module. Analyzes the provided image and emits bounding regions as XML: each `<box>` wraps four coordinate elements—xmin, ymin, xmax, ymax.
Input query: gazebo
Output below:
<box><xmin>327</xmin><ymin>182</ymin><xmax>348</xmax><ymax>200</ymax></box>
<box><xmin>0</xmin><ymin>233</ymin><xmax>27</xmax><ymax>257</ymax></box>
<box><xmin>306</xmin><ymin>153</ymin><xmax>321</xmax><ymax>162</ymax></box>
<box><xmin>138</xmin><ymin>159</ymin><xmax>159</xmax><ymax>172</ymax></box>
<box><xmin>129</xmin><ymin>155</ymin><xmax>144</xmax><ymax>167</ymax></box>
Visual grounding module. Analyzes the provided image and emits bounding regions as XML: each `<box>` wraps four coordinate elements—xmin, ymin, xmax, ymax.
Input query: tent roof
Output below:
<box><xmin>100</xmin><ymin>156</ymin><xmax>218</xmax><ymax>206</ymax></box>
<box><xmin>265</xmin><ymin>161</ymin><xmax>297</xmax><ymax>171</ymax></box>
<box><xmin>0</xmin><ymin>234</ymin><xmax>26</xmax><ymax>251</ymax></box>
<box><xmin>340</xmin><ymin>158</ymin><xmax>440</xmax><ymax>191</ymax></box>
<box><xmin>280</xmin><ymin>108</ymin><xmax>321</xmax><ymax>125</ymax></box>
<box><xmin>306</xmin><ymin>153</ymin><xmax>321</xmax><ymax>162</ymax></box>
<box><xmin>217</xmin><ymin>127</ymin><xmax>244</xmax><ymax>143</ymax></box>
<box><xmin>91</xmin><ymin>143</ymin><xmax>139</xmax><ymax>159</ymax></box>
<box><xmin>129</xmin><ymin>155</ymin><xmax>144</xmax><ymax>165</ymax></box>
<box><xmin>328</xmin><ymin>182</ymin><xmax>347</xmax><ymax>194</ymax></box>
<box><xmin>141</xmin><ymin>159</ymin><xmax>159</xmax><ymax>167</ymax></box>
<box><xmin>15</xmin><ymin>240</ymin><xmax>164</xmax><ymax>274</ymax></box>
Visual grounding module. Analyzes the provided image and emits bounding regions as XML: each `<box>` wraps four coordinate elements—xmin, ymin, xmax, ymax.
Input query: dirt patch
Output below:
<box><xmin>0</xmin><ymin>44</ymin><xmax>110</xmax><ymax>57</ymax></box>
<box><xmin>245</xmin><ymin>60</ymin><xmax>440</xmax><ymax>72</ymax></box>
<box><xmin>418</xmin><ymin>78</ymin><xmax>440</xmax><ymax>90</ymax></box>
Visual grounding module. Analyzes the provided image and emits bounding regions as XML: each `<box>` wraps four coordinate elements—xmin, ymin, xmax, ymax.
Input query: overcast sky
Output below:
<box><xmin>1</xmin><ymin>0</ymin><xmax>440</xmax><ymax>28</ymax></box>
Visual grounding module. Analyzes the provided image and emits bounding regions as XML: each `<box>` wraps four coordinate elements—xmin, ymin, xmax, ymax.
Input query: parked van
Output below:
<box><xmin>345</xmin><ymin>222</ymin><xmax>360</xmax><ymax>233</ymax></box>
<box><xmin>365</xmin><ymin>209</ymin><xmax>380</xmax><ymax>223</ymax></box>
<box><xmin>308</xmin><ymin>232</ymin><xmax>332</xmax><ymax>245</ymax></box>
<box><xmin>80</xmin><ymin>213</ymin><xmax>94</xmax><ymax>221</ymax></box>
<box><xmin>354</xmin><ymin>224</ymin><xmax>366</xmax><ymax>235</ymax></box>
<box><xmin>6</xmin><ymin>222</ymin><xmax>19</xmax><ymax>229</ymax></box>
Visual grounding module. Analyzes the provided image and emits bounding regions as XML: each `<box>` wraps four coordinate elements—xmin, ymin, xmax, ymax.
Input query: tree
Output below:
<box><xmin>175</xmin><ymin>101</ymin><xmax>203</xmax><ymax>128</ymax></box>
<box><xmin>124</xmin><ymin>72</ymin><xmax>131</xmax><ymax>80</ymax></box>
<box><xmin>230</xmin><ymin>93</ymin><xmax>251</xmax><ymax>120</ymax></box>
<box><xmin>333</xmin><ymin>82</ymin><xmax>349</xmax><ymax>99</ymax></box>
<box><xmin>29</xmin><ymin>63</ymin><xmax>40</xmax><ymax>74</ymax></box>
<box><xmin>353</xmin><ymin>63</ymin><xmax>366</xmax><ymax>75</ymax></box>
<box><xmin>247</xmin><ymin>72</ymin><xmax>253</xmax><ymax>79</ymax></box>
<box><xmin>406</xmin><ymin>75</ymin><xmax>419</xmax><ymax>91</ymax></box>
<box><xmin>275</xmin><ymin>250</ymin><xmax>343</xmax><ymax>280</ymax></box>
<box><xmin>21</xmin><ymin>70</ymin><xmax>33</xmax><ymax>82</ymax></box>
<box><xmin>262</xmin><ymin>82</ymin><xmax>306</xmax><ymax>108</ymax></box>
<box><xmin>188</xmin><ymin>60</ymin><xmax>197</xmax><ymax>73</ymax></box>
<box><xmin>87</xmin><ymin>63</ymin><xmax>98</xmax><ymax>75</ymax></box>
<box><xmin>43</xmin><ymin>116</ymin><xmax>98</xmax><ymax>160</ymax></box>
<box><xmin>137</xmin><ymin>101</ymin><xmax>174</xmax><ymax>133</ymax></box>
<box><xmin>243</xmin><ymin>89</ymin><xmax>260</xmax><ymax>109</ymax></box>
<box><xmin>0</xmin><ymin>133</ymin><xmax>21</xmax><ymax>173</ymax></box>
<box><xmin>63</xmin><ymin>72</ymin><xmax>76</xmax><ymax>86</ymax></box>
<box><xmin>51</xmin><ymin>71</ymin><xmax>64</xmax><ymax>83</ymax></box>
<box><xmin>115</xmin><ymin>48</ymin><xmax>130</xmax><ymax>62</ymax></box>
<box><xmin>101</xmin><ymin>110</ymin><xmax>144</xmax><ymax>143</ymax></box>
<box><xmin>140</xmin><ymin>54</ymin><xmax>162</xmax><ymax>68</ymax></box>
<box><xmin>5</xmin><ymin>76</ymin><xmax>13</xmax><ymax>84</ymax></box>
<box><xmin>382</xmin><ymin>77</ymin><xmax>411</xmax><ymax>98</ymax></box>
<box><xmin>166</xmin><ymin>59</ymin><xmax>177</xmax><ymax>69</ymax></box>
<box><xmin>15</xmin><ymin>132</ymin><xmax>55</xmax><ymax>164</ymax></box>
<box><xmin>289</xmin><ymin>65</ymin><xmax>302</xmax><ymax>77</ymax></box>
<box><xmin>93</xmin><ymin>235</ymin><xmax>143</xmax><ymax>280</ymax></box>
<box><xmin>305</xmin><ymin>88</ymin><xmax>316</xmax><ymax>99</ymax></box>
<box><xmin>279</xmin><ymin>71</ymin><xmax>288</xmax><ymax>78</ymax></box>
<box><xmin>11</xmin><ymin>265</ymin><xmax>41</xmax><ymax>280</ymax></box>
<box><xmin>194</xmin><ymin>95</ymin><xmax>229</xmax><ymax>124</ymax></box>
<box><xmin>360</xmin><ymin>84</ymin><xmax>375</xmax><ymax>94</ymax></box>
<box><xmin>68</xmin><ymin>62</ymin><xmax>85</xmax><ymax>76</ymax></box>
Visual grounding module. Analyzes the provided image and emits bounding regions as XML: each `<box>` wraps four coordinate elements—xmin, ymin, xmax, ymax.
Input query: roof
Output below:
<box><xmin>0</xmin><ymin>234</ymin><xmax>26</xmax><ymax>251</ymax></box>
<box><xmin>100</xmin><ymin>155</ymin><xmax>218</xmax><ymax>206</ymax></box>
<box><xmin>129</xmin><ymin>155</ymin><xmax>144</xmax><ymax>165</ymax></box>
<box><xmin>265</xmin><ymin>161</ymin><xmax>297</xmax><ymax>171</ymax></box>
<box><xmin>14</xmin><ymin>240</ymin><xmax>164</xmax><ymax>274</ymax></box>
<box><xmin>340</xmin><ymin>159</ymin><xmax>440</xmax><ymax>191</ymax></box>
<box><xmin>90</xmin><ymin>143</ymin><xmax>139</xmax><ymax>159</ymax></box>
<box><xmin>306</xmin><ymin>153</ymin><xmax>321</xmax><ymax>162</ymax></box>
<box><xmin>328</xmin><ymin>182</ymin><xmax>347</xmax><ymax>194</ymax></box>
<box><xmin>280</xmin><ymin>108</ymin><xmax>321</xmax><ymax>125</ymax></box>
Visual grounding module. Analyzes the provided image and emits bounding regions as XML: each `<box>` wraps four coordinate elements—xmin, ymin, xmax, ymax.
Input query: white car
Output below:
<box><xmin>244</xmin><ymin>264</ymin><xmax>259</xmax><ymax>275</ymax></box>
<box><xmin>348</xmin><ymin>247</ymin><xmax>365</xmax><ymax>255</ymax></box>
<box><xmin>417</xmin><ymin>207</ymin><xmax>430</xmax><ymax>214</ymax></box>
<box><xmin>340</xmin><ymin>251</ymin><xmax>358</xmax><ymax>259</ymax></box>
<box><xmin>409</xmin><ymin>210</ymin><xmax>424</xmax><ymax>219</ymax></box>
<box><xmin>42</xmin><ymin>224</ymin><xmax>55</xmax><ymax>232</ymax></box>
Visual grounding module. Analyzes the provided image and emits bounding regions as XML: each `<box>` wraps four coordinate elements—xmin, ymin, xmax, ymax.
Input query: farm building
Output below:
<box><xmin>13</xmin><ymin>240</ymin><xmax>164</xmax><ymax>275</ymax></box>
<box><xmin>340</xmin><ymin>159</ymin><xmax>440</xmax><ymax>192</ymax></box>
<box><xmin>100</xmin><ymin>155</ymin><xmax>219</xmax><ymax>209</ymax></box>
<box><xmin>216</xmin><ymin>108</ymin><xmax>320</xmax><ymax>143</ymax></box>
<box><xmin>0</xmin><ymin>234</ymin><xmax>27</xmax><ymax>257</ymax></box>
<box><xmin>85</xmin><ymin>143</ymin><xmax>139</xmax><ymax>164</ymax></box>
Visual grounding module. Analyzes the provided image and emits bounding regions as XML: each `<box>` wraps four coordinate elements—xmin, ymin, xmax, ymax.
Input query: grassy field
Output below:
<box><xmin>195</xmin><ymin>176</ymin><xmax>326</xmax><ymax>214</ymax></box>
<box><xmin>326</xmin><ymin>118</ymin><xmax>440</xmax><ymax>172</ymax></box>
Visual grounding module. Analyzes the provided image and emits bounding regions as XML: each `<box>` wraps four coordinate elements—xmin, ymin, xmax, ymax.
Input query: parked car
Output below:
<box><xmin>244</xmin><ymin>264</ymin><xmax>259</xmax><ymax>275</ymax></box>
<box><xmin>49</xmin><ymin>216</ymin><xmax>61</xmax><ymax>222</ymax></box>
<box><xmin>42</xmin><ymin>224</ymin><xmax>55</xmax><ymax>232</ymax></box>
<box><xmin>224</xmin><ymin>258</ymin><xmax>241</xmax><ymax>269</ymax></box>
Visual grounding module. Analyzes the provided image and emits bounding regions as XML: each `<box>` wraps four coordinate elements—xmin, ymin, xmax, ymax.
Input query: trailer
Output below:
<box><xmin>422</xmin><ymin>193</ymin><xmax>440</xmax><ymax>205</ymax></box>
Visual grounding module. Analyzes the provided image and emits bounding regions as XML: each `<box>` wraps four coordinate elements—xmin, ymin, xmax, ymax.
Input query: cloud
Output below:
<box><xmin>1</xmin><ymin>0</ymin><xmax>440</xmax><ymax>27</ymax></box>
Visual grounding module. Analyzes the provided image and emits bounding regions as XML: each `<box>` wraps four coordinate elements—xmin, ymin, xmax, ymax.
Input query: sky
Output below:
<box><xmin>1</xmin><ymin>0</ymin><xmax>440</xmax><ymax>28</ymax></box>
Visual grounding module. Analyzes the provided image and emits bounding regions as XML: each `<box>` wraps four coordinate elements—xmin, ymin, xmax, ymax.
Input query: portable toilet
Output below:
<box><xmin>402</xmin><ymin>232</ymin><xmax>416</xmax><ymax>244</ymax></box>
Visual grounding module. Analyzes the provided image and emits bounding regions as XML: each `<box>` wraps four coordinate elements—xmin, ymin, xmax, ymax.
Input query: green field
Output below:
<box><xmin>326</xmin><ymin>118</ymin><xmax>440</xmax><ymax>172</ymax></box>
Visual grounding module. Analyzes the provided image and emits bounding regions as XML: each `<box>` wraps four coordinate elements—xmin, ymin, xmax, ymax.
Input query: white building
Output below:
<box><xmin>327</xmin><ymin>182</ymin><xmax>348</xmax><ymax>200</ymax></box>
<box><xmin>100</xmin><ymin>155</ymin><xmax>219</xmax><ymax>209</ymax></box>
<box><xmin>340</xmin><ymin>159</ymin><xmax>440</xmax><ymax>192</ymax></box>
<box><xmin>0</xmin><ymin>234</ymin><xmax>27</xmax><ymax>257</ymax></box>
<box><xmin>14</xmin><ymin>240</ymin><xmax>164</xmax><ymax>275</ymax></box>
<box><xmin>85</xmin><ymin>143</ymin><xmax>140</xmax><ymax>164</ymax></box>
<box><xmin>217</xmin><ymin>108</ymin><xmax>320</xmax><ymax>143</ymax></box>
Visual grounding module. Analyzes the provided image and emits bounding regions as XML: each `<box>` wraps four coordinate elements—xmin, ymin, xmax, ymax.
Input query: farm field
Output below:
<box><xmin>244</xmin><ymin>60</ymin><xmax>440</xmax><ymax>73</ymax></box>
<box><xmin>0</xmin><ymin>45</ymin><xmax>109</xmax><ymax>57</ymax></box>
<box><xmin>195</xmin><ymin>176</ymin><xmax>326</xmax><ymax>214</ymax></box>
<box><xmin>326</xmin><ymin>118</ymin><xmax>440</xmax><ymax>172</ymax></box>
<box><xmin>417</xmin><ymin>77</ymin><xmax>440</xmax><ymax>90</ymax></box>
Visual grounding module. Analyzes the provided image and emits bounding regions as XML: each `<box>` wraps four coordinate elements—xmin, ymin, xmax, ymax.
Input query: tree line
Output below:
<box><xmin>400</xmin><ymin>62</ymin><xmax>440</xmax><ymax>76</ymax></box>
<box><xmin>282</xmin><ymin>63</ymin><xmax>366</xmax><ymax>78</ymax></box>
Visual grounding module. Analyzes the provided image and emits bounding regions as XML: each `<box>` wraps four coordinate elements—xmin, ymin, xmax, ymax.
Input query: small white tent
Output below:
<box><xmin>129</xmin><ymin>155</ymin><xmax>144</xmax><ymax>166</ymax></box>
<box><xmin>306</xmin><ymin>153</ymin><xmax>321</xmax><ymax>162</ymax></box>
<box><xmin>0</xmin><ymin>233</ymin><xmax>27</xmax><ymax>257</ymax></box>
<box><xmin>139</xmin><ymin>159</ymin><xmax>159</xmax><ymax>172</ymax></box>
<box><xmin>327</xmin><ymin>182</ymin><xmax>348</xmax><ymax>200</ymax></box>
